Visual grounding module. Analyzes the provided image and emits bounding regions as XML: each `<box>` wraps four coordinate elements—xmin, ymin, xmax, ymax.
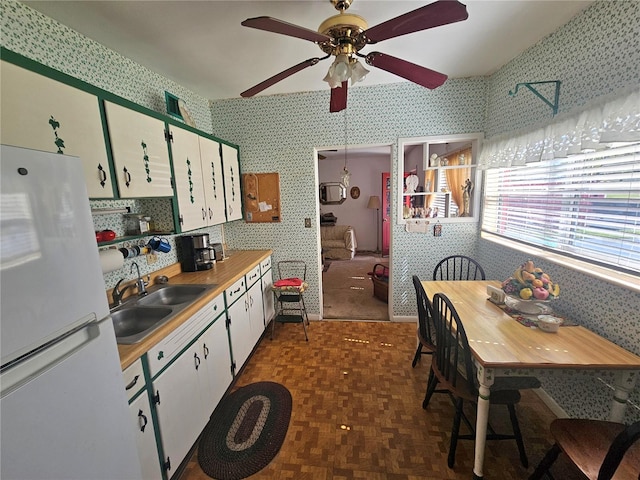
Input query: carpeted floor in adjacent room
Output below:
<box><xmin>322</xmin><ymin>254</ymin><xmax>388</xmax><ymax>321</ymax></box>
<box><xmin>180</xmin><ymin>320</ymin><xmax>583</xmax><ymax>480</ymax></box>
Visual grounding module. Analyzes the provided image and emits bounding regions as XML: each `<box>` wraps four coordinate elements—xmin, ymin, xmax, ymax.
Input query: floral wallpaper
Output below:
<box><xmin>210</xmin><ymin>79</ymin><xmax>487</xmax><ymax>319</ymax></box>
<box><xmin>2</xmin><ymin>0</ymin><xmax>638</xmax><ymax>421</ymax></box>
<box><xmin>479</xmin><ymin>0</ymin><xmax>640</xmax><ymax>423</ymax></box>
<box><xmin>211</xmin><ymin>0</ymin><xmax>640</xmax><ymax>422</ymax></box>
<box><xmin>0</xmin><ymin>0</ymin><xmax>223</xmax><ymax>288</ymax></box>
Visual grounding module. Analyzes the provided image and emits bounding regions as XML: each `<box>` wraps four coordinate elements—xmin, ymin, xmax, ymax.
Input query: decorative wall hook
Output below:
<box><xmin>509</xmin><ymin>81</ymin><xmax>561</xmax><ymax>115</ymax></box>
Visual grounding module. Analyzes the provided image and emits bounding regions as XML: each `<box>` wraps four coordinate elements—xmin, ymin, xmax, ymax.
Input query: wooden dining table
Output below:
<box><xmin>421</xmin><ymin>280</ymin><xmax>640</xmax><ymax>480</ymax></box>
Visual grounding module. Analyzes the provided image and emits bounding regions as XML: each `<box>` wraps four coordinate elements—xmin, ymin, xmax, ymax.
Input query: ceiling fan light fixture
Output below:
<box><xmin>350</xmin><ymin>59</ymin><xmax>369</xmax><ymax>84</ymax></box>
<box><xmin>334</xmin><ymin>54</ymin><xmax>350</xmax><ymax>81</ymax></box>
<box><xmin>324</xmin><ymin>55</ymin><xmax>369</xmax><ymax>88</ymax></box>
<box><xmin>323</xmin><ymin>62</ymin><xmax>342</xmax><ymax>88</ymax></box>
<box><xmin>324</xmin><ymin>54</ymin><xmax>350</xmax><ymax>87</ymax></box>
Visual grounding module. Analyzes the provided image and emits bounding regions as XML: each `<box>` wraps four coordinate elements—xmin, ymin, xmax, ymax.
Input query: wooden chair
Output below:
<box><xmin>433</xmin><ymin>255</ymin><xmax>486</xmax><ymax>280</ymax></box>
<box><xmin>425</xmin><ymin>293</ymin><xmax>540</xmax><ymax>468</ymax></box>
<box><xmin>529</xmin><ymin>419</ymin><xmax>640</xmax><ymax>480</ymax></box>
<box><xmin>411</xmin><ymin>275</ymin><xmax>436</xmax><ymax>368</ymax></box>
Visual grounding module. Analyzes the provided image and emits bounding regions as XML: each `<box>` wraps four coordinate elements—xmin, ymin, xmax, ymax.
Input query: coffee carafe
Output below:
<box><xmin>179</xmin><ymin>234</ymin><xmax>216</xmax><ymax>271</ymax></box>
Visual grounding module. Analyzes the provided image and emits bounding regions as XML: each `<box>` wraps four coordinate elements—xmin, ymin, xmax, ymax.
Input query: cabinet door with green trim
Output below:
<box><xmin>199</xmin><ymin>136</ymin><xmax>226</xmax><ymax>226</ymax></box>
<box><xmin>170</xmin><ymin>126</ymin><xmax>207</xmax><ymax>232</ymax></box>
<box><xmin>221</xmin><ymin>143</ymin><xmax>243</xmax><ymax>222</ymax></box>
<box><xmin>0</xmin><ymin>61</ymin><xmax>114</xmax><ymax>198</ymax></box>
<box><xmin>104</xmin><ymin>101</ymin><xmax>173</xmax><ymax>198</ymax></box>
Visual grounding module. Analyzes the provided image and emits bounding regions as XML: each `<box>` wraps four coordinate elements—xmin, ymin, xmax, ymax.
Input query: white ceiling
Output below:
<box><xmin>24</xmin><ymin>0</ymin><xmax>593</xmax><ymax>102</ymax></box>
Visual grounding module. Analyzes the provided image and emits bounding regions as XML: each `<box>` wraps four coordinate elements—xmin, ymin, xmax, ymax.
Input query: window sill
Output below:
<box><xmin>481</xmin><ymin>231</ymin><xmax>640</xmax><ymax>294</ymax></box>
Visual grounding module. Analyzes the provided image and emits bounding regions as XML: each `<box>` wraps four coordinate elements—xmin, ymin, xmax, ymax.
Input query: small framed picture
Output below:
<box><xmin>433</xmin><ymin>223</ymin><xmax>442</xmax><ymax>237</ymax></box>
<box><xmin>350</xmin><ymin>186</ymin><xmax>360</xmax><ymax>199</ymax></box>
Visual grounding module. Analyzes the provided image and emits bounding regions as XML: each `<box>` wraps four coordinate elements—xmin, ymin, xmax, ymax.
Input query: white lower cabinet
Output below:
<box><xmin>147</xmin><ymin>296</ymin><xmax>225</xmax><ymax>478</ymax></box>
<box><xmin>227</xmin><ymin>293</ymin><xmax>252</xmax><ymax>375</ymax></box>
<box><xmin>198</xmin><ymin>317</ymin><xmax>233</xmax><ymax>416</ymax></box>
<box><xmin>123</xmin><ymin>359</ymin><xmax>162</xmax><ymax>480</ymax></box>
<box><xmin>153</xmin><ymin>341</ymin><xmax>205</xmax><ymax>477</ymax></box>
<box><xmin>261</xmin><ymin>267</ymin><xmax>275</xmax><ymax>325</ymax></box>
<box><xmin>123</xmin><ymin>260</ymin><xmax>271</xmax><ymax>478</ymax></box>
<box><xmin>248</xmin><ymin>279</ymin><xmax>265</xmax><ymax>346</ymax></box>
<box><xmin>129</xmin><ymin>392</ymin><xmax>163</xmax><ymax>480</ymax></box>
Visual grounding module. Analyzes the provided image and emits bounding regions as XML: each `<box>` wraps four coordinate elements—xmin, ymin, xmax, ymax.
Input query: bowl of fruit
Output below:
<box><xmin>502</xmin><ymin>260</ymin><xmax>560</xmax><ymax>314</ymax></box>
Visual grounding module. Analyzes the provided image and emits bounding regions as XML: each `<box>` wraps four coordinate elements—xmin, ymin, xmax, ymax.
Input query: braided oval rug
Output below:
<box><xmin>198</xmin><ymin>381</ymin><xmax>292</xmax><ymax>480</ymax></box>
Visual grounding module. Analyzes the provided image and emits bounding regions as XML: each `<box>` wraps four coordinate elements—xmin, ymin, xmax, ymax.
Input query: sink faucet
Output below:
<box><xmin>131</xmin><ymin>261</ymin><xmax>148</xmax><ymax>296</ymax></box>
<box><xmin>111</xmin><ymin>278</ymin><xmax>132</xmax><ymax>308</ymax></box>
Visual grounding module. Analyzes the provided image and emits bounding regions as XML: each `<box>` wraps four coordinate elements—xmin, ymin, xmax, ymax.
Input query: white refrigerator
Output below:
<box><xmin>0</xmin><ymin>145</ymin><xmax>142</xmax><ymax>480</ymax></box>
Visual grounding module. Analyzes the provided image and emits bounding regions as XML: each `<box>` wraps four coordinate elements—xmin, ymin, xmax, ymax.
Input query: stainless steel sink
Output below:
<box><xmin>111</xmin><ymin>306</ymin><xmax>173</xmax><ymax>344</ymax></box>
<box><xmin>111</xmin><ymin>283</ymin><xmax>217</xmax><ymax>344</ymax></box>
<box><xmin>136</xmin><ymin>284</ymin><xmax>211</xmax><ymax>306</ymax></box>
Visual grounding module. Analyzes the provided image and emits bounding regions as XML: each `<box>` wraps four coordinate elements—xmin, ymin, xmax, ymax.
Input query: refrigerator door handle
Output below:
<box><xmin>1</xmin><ymin>316</ymin><xmax>109</xmax><ymax>398</ymax></box>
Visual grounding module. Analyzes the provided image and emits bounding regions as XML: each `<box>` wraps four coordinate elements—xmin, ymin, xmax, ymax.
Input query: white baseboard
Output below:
<box><xmin>534</xmin><ymin>388</ymin><xmax>569</xmax><ymax>418</ymax></box>
<box><xmin>392</xmin><ymin>315</ymin><xmax>418</xmax><ymax>323</ymax></box>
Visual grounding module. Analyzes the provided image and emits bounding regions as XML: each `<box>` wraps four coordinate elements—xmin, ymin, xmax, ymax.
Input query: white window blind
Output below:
<box><xmin>482</xmin><ymin>143</ymin><xmax>640</xmax><ymax>273</ymax></box>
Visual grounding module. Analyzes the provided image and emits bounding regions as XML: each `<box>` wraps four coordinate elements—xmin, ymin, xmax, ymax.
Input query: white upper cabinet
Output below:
<box><xmin>171</xmin><ymin>127</ymin><xmax>227</xmax><ymax>232</ymax></box>
<box><xmin>170</xmin><ymin>126</ymin><xmax>207</xmax><ymax>232</ymax></box>
<box><xmin>221</xmin><ymin>143</ymin><xmax>243</xmax><ymax>222</ymax></box>
<box><xmin>199</xmin><ymin>137</ymin><xmax>227</xmax><ymax>226</ymax></box>
<box><xmin>0</xmin><ymin>61</ymin><xmax>114</xmax><ymax>198</ymax></box>
<box><xmin>104</xmin><ymin>101</ymin><xmax>173</xmax><ymax>198</ymax></box>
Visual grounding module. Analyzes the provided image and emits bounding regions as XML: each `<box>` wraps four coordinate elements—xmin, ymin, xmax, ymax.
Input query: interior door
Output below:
<box><xmin>382</xmin><ymin>172</ymin><xmax>391</xmax><ymax>256</ymax></box>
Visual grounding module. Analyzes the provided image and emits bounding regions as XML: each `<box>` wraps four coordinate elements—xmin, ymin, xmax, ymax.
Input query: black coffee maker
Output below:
<box><xmin>179</xmin><ymin>234</ymin><xmax>216</xmax><ymax>271</ymax></box>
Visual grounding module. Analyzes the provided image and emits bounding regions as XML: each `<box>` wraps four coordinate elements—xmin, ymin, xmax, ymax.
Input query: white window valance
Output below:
<box><xmin>479</xmin><ymin>87</ymin><xmax>640</xmax><ymax>169</ymax></box>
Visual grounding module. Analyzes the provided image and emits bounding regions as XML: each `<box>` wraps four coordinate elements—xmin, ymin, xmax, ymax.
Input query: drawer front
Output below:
<box><xmin>260</xmin><ymin>257</ymin><xmax>272</xmax><ymax>274</ymax></box>
<box><xmin>225</xmin><ymin>276</ymin><xmax>246</xmax><ymax>307</ymax></box>
<box><xmin>122</xmin><ymin>359</ymin><xmax>145</xmax><ymax>402</ymax></box>
<box><xmin>246</xmin><ymin>264</ymin><xmax>261</xmax><ymax>288</ymax></box>
<box><xmin>147</xmin><ymin>296</ymin><xmax>223</xmax><ymax>379</ymax></box>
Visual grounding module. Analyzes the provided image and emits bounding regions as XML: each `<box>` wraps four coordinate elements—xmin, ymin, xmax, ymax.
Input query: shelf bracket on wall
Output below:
<box><xmin>508</xmin><ymin>81</ymin><xmax>561</xmax><ymax>116</ymax></box>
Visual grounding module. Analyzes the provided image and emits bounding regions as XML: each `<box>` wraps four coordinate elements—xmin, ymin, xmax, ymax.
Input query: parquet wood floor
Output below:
<box><xmin>180</xmin><ymin>320</ymin><xmax>583</xmax><ymax>479</ymax></box>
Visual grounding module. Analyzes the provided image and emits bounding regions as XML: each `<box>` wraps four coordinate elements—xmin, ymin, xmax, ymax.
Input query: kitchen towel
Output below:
<box><xmin>99</xmin><ymin>248</ymin><xmax>124</xmax><ymax>273</ymax></box>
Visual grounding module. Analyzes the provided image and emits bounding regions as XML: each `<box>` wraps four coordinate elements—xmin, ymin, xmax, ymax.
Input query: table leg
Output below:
<box><xmin>473</xmin><ymin>364</ymin><xmax>494</xmax><ymax>479</ymax></box>
<box><xmin>610</xmin><ymin>370</ymin><xmax>638</xmax><ymax>422</ymax></box>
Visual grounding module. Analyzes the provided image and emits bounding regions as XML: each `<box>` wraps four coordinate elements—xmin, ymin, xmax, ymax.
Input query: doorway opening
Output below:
<box><xmin>316</xmin><ymin>144</ymin><xmax>392</xmax><ymax>320</ymax></box>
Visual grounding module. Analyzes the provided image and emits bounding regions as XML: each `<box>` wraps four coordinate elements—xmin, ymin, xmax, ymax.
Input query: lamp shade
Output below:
<box><xmin>367</xmin><ymin>195</ymin><xmax>381</xmax><ymax>209</ymax></box>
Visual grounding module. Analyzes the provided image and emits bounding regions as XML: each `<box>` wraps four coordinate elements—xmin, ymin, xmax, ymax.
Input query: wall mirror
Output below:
<box><xmin>397</xmin><ymin>133</ymin><xmax>483</xmax><ymax>224</ymax></box>
<box><xmin>319</xmin><ymin>182</ymin><xmax>347</xmax><ymax>205</ymax></box>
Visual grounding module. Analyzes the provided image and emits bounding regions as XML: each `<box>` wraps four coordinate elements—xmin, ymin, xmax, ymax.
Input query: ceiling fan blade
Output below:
<box><xmin>329</xmin><ymin>81</ymin><xmax>348</xmax><ymax>113</ymax></box>
<box><xmin>242</xmin><ymin>16</ymin><xmax>331</xmax><ymax>43</ymax></box>
<box><xmin>365</xmin><ymin>52</ymin><xmax>447</xmax><ymax>89</ymax></box>
<box><xmin>241</xmin><ymin>57</ymin><xmax>323</xmax><ymax>98</ymax></box>
<box><xmin>364</xmin><ymin>0</ymin><xmax>468</xmax><ymax>43</ymax></box>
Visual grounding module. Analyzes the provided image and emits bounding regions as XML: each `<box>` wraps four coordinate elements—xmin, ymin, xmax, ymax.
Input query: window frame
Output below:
<box><xmin>397</xmin><ymin>133</ymin><xmax>484</xmax><ymax>225</ymax></box>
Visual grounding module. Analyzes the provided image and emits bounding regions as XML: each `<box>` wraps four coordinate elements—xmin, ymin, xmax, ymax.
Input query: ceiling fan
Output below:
<box><xmin>240</xmin><ymin>0</ymin><xmax>469</xmax><ymax>112</ymax></box>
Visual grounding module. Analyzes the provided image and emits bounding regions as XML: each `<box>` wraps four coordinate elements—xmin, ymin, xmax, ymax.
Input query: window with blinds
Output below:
<box><xmin>482</xmin><ymin>143</ymin><xmax>640</xmax><ymax>274</ymax></box>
